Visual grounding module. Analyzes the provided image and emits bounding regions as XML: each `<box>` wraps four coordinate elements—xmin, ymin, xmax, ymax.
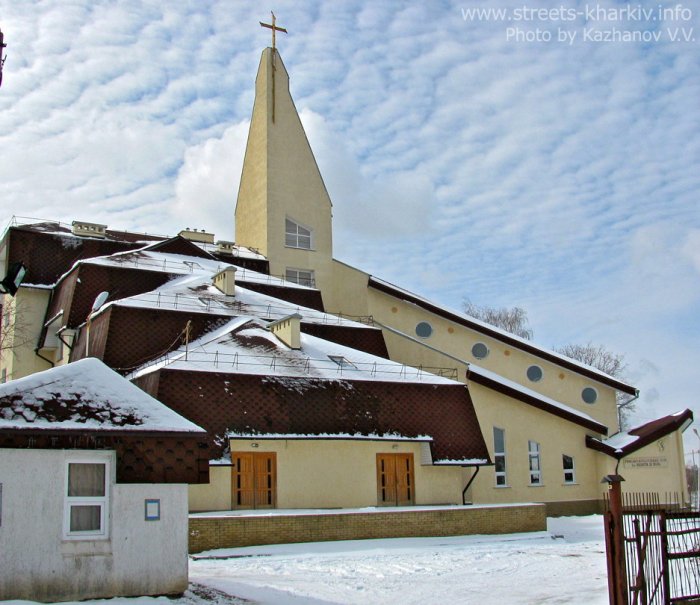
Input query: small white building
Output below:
<box><xmin>0</xmin><ymin>358</ymin><xmax>209</xmax><ymax>602</ymax></box>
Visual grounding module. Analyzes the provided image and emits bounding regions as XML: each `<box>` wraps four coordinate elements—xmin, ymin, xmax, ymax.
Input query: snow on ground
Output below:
<box><xmin>4</xmin><ymin>516</ymin><xmax>609</xmax><ymax>605</ymax></box>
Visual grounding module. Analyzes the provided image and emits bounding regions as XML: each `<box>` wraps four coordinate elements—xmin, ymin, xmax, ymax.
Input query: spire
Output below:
<box><xmin>235</xmin><ymin>47</ymin><xmax>333</xmax><ymax>295</ymax></box>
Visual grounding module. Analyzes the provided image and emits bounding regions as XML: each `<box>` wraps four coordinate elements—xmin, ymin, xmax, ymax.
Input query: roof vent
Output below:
<box><xmin>212</xmin><ymin>266</ymin><xmax>236</xmax><ymax>296</ymax></box>
<box><xmin>179</xmin><ymin>228</ymin><xmax>215</xmax><ymax>244</ymax></box>
<box><xmin>269</xmin><ymin>313</ymin><xmax>302</xmax><ymax>350</ymax></box>
<box><xmin>72</xmin><ymin>221</ymin><xmax>107</xmax><ymax>239</ymax></box>
<box><xmin>217</xmin><ymin>240</ymin><xmax>237</xmax><ymax>255</ymax></box>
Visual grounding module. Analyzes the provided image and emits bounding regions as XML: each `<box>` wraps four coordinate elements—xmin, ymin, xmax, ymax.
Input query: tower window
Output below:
<box><xmin>285</xmin><ymin>218</ymin><xmax>312</xmax><ymax>250</ymax></box>
<box><xmin>285</xmin><ymin>268</ymin><xmax>315</xmax><ymax>287</ymax></box>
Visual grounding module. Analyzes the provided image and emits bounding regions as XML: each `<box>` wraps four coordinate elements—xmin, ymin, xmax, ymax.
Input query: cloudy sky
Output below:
<box><xmin>0</xmin><ymin>1</ymin><xmax>698</xmax><ymax>442</ymax></box>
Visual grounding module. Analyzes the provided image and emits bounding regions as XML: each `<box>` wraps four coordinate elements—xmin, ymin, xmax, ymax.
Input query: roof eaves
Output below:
<box><xmin>368</xmin><ymin>277</ymin><xmax>637</xmax><ymax>395</ymax></box>
<box><xmin>586</xmin><ymin>409</ymin><xmax>694</xmax><ymax>459</ymax></box>
<box><xmin>468</xmin><ymin>368</ymin><xmax>609</xmax><ymax>435</ymax></box>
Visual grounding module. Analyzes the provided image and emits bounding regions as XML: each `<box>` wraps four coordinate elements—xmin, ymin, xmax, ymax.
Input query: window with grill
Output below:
<box><xmin>285</xmin><ymin>218</ymin><xmax>312</xmax><ymax>249</ymax></box>
<box><xmin>493</xmin><ymin>427</ymin><xmax>507</xmax><ymax>486</ymax></box>
<box><xmin>64</xmin><ymin>458</ymin><xmax>110</xmax><ymax>539</ymax></box>
<box><xmin>528</xmin><ymin>440</ymin><xmax>542</xmax><ymax>485</ymax></box>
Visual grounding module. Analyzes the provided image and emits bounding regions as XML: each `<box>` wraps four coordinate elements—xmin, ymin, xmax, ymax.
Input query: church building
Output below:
<box><xmin>0</xmin><ymin>43</ymin><xmax>692</xmax><ymax>516</ymax></box>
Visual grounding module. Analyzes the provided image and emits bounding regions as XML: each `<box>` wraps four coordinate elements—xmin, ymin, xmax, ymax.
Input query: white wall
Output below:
<box><xmin>0</xmin><ymin>448</ymin><xmax>189</xmax><ymax>602</ymax></box>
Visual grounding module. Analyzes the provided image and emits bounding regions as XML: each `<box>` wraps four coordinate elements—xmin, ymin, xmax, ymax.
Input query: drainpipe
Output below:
<box><xmin>35</xmin><ymin>347</ymin><xmax>55</xmax><ymax>368</ymax></box>
<box><xmin>462</xmin><ymin>466</ymin><xmax>481</xmax><ymax>505</ymax></box>
<box><xmin>617</xmin><ymin>390</ymin><xmax>639</xmax><ymax>430</ymax></box>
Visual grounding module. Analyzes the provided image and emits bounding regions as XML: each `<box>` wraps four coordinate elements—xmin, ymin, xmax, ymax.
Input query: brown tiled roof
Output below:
<box><xmin>0</xmin><ymin>430</ymin><xmax>209</xmax><ymax>483</ymax></box>
<box><xmin>71</xmin><ymin>305</ymin><xmax>233</xmax><ymax>372</ymax></box>
<box><xmin>4</xmin><ymin>224</ymin><xmax>159</xmax><ymax>285</ymax></box>
<box><xmin>240</xmin><ymin>281</ymin><xmax>325</xmax><ymax>311</ymax></box>
<box><xmin>301</xmin><ymin>323</ymin><xmax>389</xmax><ymax>358</ymax></box>
<box><xmin>0</xmin><ymin>358</ymin><xmax>209</xmax><ymax>483</ymax></box>
<box><xmin>586</xmin><ymin>409</ymin><xmax>694</xmax><ymax>458</ymax></box>
<box><xmin>134</xmin><ymin>369</ymin><xmax>491</xmax><ymax>465</ymax></box>
<box><xmin>145</xmin><ymin>235</ymin><xmax>220</xmax><ymax>260</ymax></box>
<box><xmin>47</xmin><ymin>263</ymin><xmax>174</xmax><ymax>329</ymax></box>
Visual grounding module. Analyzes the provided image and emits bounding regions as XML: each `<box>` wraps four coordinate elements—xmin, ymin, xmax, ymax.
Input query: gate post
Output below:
<box><xmin>603</xmin><ymin>474</ymin><xmax>628</xmax><ymax>605</ymax></box>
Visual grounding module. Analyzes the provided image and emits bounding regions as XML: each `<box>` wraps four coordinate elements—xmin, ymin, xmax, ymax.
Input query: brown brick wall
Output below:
<box><xmin>545</xmin><ymin>499</ymin><xmax>604</xmax><ymax>517</ymax></box>
<box><xmin>188</xmin><ymin>504</ymin><xmax>546</xmax><ymax>553</ymax></box>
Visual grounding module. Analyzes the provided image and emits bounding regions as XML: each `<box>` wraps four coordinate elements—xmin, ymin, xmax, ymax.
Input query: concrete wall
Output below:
<box><xmin>0</xmin><ymin>449</ymin><xmax>189</xmax><ymax>602</ymax></box>
<box><xmin>188</xmin><ymin>503</ymin><xmax>547</xmax><ymax>552</ymax></box>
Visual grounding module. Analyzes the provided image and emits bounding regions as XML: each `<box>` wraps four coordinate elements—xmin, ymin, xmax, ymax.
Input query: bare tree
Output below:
<box><xmin>463</xmin><ymin>300</ymin><xmax>533</xmax><ymax>340</ymax></box>
<box><xmin>555</xmin><ymin>342</ymin><xmax>635</xmax><ymax>430</ymax></box>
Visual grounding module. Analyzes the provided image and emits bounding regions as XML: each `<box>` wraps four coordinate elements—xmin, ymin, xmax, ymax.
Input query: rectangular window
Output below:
<box><xmin>563</xmin><ymin>454</ymin><xmax>576</xmax><ymax>484</ymax></box>
<box><xmin>528</xmin><ymin>440</ymin><xmax>542</xmax><ymax>485</ymax></box>
<box><xmin>64</xmin><ymin>458</ymin><xmax>109</xmax><ymax>539</ymax></box>
<box><xmin>285</xmin><ymin>218</ymin><xmax>312</xmax><ymax>250</ymax></box>
<box><xmin>493</xmin><ymin>427</ymin><xmax>507</xmax><ymax>486</ymax></box>
<box><xmin>285</xmin><ymin>268</ymin><xmax>315</xmax><ymax>287</ymax></box>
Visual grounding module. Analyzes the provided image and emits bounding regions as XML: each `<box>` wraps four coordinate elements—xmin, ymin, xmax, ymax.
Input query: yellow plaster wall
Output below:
<box><xmin>0</xmin><ymin>288</ymin><xmax>53</xmax><ymax>381</ymax></box>
<box><xmin>186</xmin><ymin>439</ymin><xmax>469</xmax><ymax>511</ymax></box>
<box><xmin>189</xmin><ymin>465</ymin><xmax>233</xmax><ymax>512</ymax></box>
<box><xmin>597</xmin><ymin>431</ymin><xmax>690</xmax><ymax>504</ymax></box>
<box><xmin>235</xmin><ymin>49</ymin><xmax>334</xmax><ymax>294</ymax></box>
<box><xmin>235</xmin><ymin>52</ymin><xmax>270</xmax><ymax>257</ymax></box>
<box><xmin>324</xmin><ymin>260</ymin><xmax>372</xmax><ymax>317</ymax></box>
<box><xmin>365</xmin><ymin>287</ymin><xmax>620</xmax><ymax>431</ymax></box>
<box><xmin>468</xmin><ymin>382</ymin><xmax>603</xmax><ymax>505</ymax></box>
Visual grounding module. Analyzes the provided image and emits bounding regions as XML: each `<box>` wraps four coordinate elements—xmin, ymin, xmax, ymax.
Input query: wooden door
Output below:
<box><xmin>254</xmin><ymin>452</ymin><xmax>276</xmax><ymax>509</ymax></box>
<box><xmin>377</xmin><ymin>453</ymin><xmax>415</xmax><ymax>506</ymax></box>
<box><xmin>395</xmin><ymin>453</ymin><xmax>415</xmax><ymax>506</ymax></box>
<box><xmin>232</xmin><ymin>452</ymin><xmax>276</xmax><ymax>509</ymax></box>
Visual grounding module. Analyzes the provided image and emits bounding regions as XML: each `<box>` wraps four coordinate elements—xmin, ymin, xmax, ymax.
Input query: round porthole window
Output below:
<box><xmin>582</xmin><ymin>387</ymin><xmax>598</xmax><ymax>404</ymax></box>
<box><xmin>415</xmin><ymin>321</ymin><xmax>433</xmax><ymax>338</ymax></box>
<box><xmin>526</xmin><ymin>365</ymin><xmax>543</xmax><ymax>382</ymax></box>
<box><xmin>471</xmin><ymin>342</ymin><xmax>489</xmax><ymax>359</ymax></box>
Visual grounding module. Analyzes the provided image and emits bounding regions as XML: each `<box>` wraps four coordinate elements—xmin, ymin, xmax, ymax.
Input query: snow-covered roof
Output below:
<box><xmin>130</xmin><ymin>317</ymin><xmax>458</xmax><ymax>385</ymax></box>
<box><xmin>368</xmin><ymin>276</ymin><xmax>637</xmax><ymax>395</ymax></box>
<box><xmin>0</xmin><ymin>358</ymin><xmax>205</xmax><ymax>433</ymax></box>
<box><xmin>79</xmin><ymin>248</ymin><xmax>312</xmax><ymax>291</ymax></box>
<box><xmin>586</xmin><ymin>409</ymin><xmax>693</xmax><ymax>458</ymax></box>
<box><xmin>100</xmin><ymin>274</ymin><xmax>372</xmax><ymax>329</ymax></box>
<box><xmin>467</xmin><ymin>364</ymin><xmax>608</xmax><ymax>434</ymax></box>
<box><xmin>228</xmin><ymin>431</ymin><xmax>434</xmax><ymax>441</ymax></box>
<box><xmin>194</xmin><ymin>240</ymin><xmax>267</xmax><ymax>260</ymax></box>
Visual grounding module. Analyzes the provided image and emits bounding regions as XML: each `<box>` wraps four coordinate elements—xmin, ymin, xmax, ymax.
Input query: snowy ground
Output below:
<box><xmin>5</xmin><ymin>516</ymin><xmax>609</xmax><ymax>605</ymax></box>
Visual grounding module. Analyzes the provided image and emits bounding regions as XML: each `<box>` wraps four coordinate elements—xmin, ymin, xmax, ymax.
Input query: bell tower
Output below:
<box><xmin>234</xmin><ymin>39</ymin><xmax>334</xmax><ymax>298</ymax></box>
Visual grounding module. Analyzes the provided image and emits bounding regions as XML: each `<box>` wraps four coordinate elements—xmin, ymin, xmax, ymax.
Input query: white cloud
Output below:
<box><xmin>171</xmin><ymin>121</ymin><xmax>249</xmax><ymax>241</ymax></box>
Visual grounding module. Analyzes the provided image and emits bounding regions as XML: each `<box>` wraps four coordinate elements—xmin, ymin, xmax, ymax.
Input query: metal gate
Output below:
<box><xmin>604</xmin><ymin>482</ymin><xmax>700</xmax><ymax>604</ymax></box>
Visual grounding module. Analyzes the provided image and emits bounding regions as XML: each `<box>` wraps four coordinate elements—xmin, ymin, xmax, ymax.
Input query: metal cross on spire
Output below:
<box><xmin>259</xmin><ymin>12</ymin><xmax>287</xmax><ymax>52</ymax></box>
<box><xmin>0</xmin><ymin>28</ymin><xmax>7</xmax><ymax>88</ymax></box>
<box><xmin>259</xmin><ymin>12</ymin><xmax>287</xmax><ymax>124</ymax></box>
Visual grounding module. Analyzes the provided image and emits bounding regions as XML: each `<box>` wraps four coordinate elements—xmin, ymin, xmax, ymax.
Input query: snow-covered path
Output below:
<box><xmin>189</xmin><ymin>516</ymin><xmax>609</xmax><ymax>604</ymax></box>
<box><xmin>3</xmin><ymin>516</ymin><xmax>609</xmax><ymax>605</ymax></box>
